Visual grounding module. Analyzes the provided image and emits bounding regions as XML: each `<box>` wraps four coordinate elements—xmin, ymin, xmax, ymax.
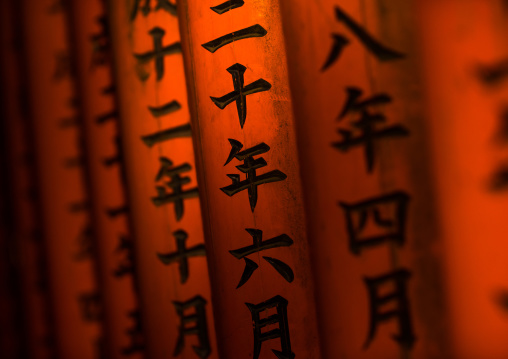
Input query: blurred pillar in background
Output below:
<box><xmin>0</xmin><ymin>173</ymin><xmax>24</xmax><ymax>358</ymax></box>
<box><xmin>17</xmin><ymin>0</ymin><xmax>103</xmax><ymax>357</ymax></box>
<box><xmin>278</xmin><ymin>0</ymin><xmax>452</xmax><ymax>358</ymax></box>
<box><xmin>65</xmin><ymin>0</ymin><xmax>145</xmax><ymax>358</ymax></box>
<box><xmin>417</xmin><ymin>0</ymin><xmax>508</xmax><ymax>357</ymax></box>
<box><xmin>0</xmin><ymin>0</ymin><xmax>55</xmax><ymax>358</ymax></box>
<box><xmin>106</xmin><ymin>0</ymin><xmax>218</xmax><ymax>357</ymax></box>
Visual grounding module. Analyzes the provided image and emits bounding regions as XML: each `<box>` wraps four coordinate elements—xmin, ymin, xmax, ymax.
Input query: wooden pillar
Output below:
<box><xmin>106</xmin><ymin>0</ymin><xmax>218</xmax><ymax>357</ymax></box>
<box><xmin>0</xmin><ymin>0</ymin><xmax>55</xmax><ymax>358</ymax></box>
<box><xmin>178</xmin><ymin>0</ymin><xmax>322</xmax><ymax>358</ymax></box>
<box><xmin>66</xmin><ymin>0</ymin><xmax>145</xmax><ymax>358</ymax></box>
<box><xmin>277</xmin><ymin>0</ymin><xmax>453</xmax><ymax>358</ymax></box>
<box><xmin>19</xmin><ymin>0</ymin><xmax>103</xmax><ymax>357</ymax></box>
<box><xmin>417</xmin><ymin>0</ymin><xmax>508</xmax><ymax>357</ymax></box>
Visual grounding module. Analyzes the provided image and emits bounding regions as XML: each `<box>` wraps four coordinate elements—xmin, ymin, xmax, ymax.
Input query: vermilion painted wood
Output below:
<box><xmin>0</xmin><ymin>0</ymin><xmax>54</xmax><ymax>357</ymax></box>
<box><xmin>66</xmin><ymin>0</ymin><xmax>144</xmax><ymax>358</ymax></box>
<box><xmin>278</xmin><ymin>0</ymin><xmax>453</xmax><ymax>358</ymax></box>
<box><xmin>107</xmin><ymin>1</ymin><xmax>218</xmax><ymax>358</ymax></box>
<box><xmin>417</xmin><ymin>1</ymin><xmax>508</xmax><ymax>357</ymax></box>
<box><xmin>178</xmin><ymin>0</ymin><xmax>322</xmax><ymax>358</ymax></box>
<box><xmin>19</xmin><ymin>0</ymin><xmax>102</xmax><ymax>357</ymax></box>
<box><xmin>0</xmin><ymin>188</ymin><xmax>22</xmax><ymax>358</ymax></box>
<box><xmin>0</xmin><ymin>65</ymin><xmax>24</xmax><ymax>359</ymax></box>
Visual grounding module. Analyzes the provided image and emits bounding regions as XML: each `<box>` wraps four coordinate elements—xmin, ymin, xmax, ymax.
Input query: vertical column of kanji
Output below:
<box><xmin>66</xmin><ymin>0</ymin><xmax>145</xmax><ymax>357</ymax></box>
<box><xmin>417</xmin><ymin>1</ymin><xmax>508</xmax><ymax>357</ymax></box>
<box><xmin>107</xmin><ymin>0</ymin><xmax>218</xmax><ymax>357</ymax></box>
<box><xmin>178</xmin><ymin>0</ymin><xmax>322</xmax><ymax>358</ymax></box>
<box><xmin>277</xmin><ymin>0</ymin><xmax>452</xmax><ymax>358</ymax></box>
<box><xmin>0</xmin><ymin>0</ymin><xmax>55</xmax><ymax>357</ymax></box>
<box><xmin>19</xmin><ymin>0</ymin><xmax>103</xmax><ymax>357</ymax></box>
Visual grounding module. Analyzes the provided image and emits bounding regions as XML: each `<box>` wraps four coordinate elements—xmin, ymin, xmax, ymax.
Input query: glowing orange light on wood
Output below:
<box><xmin>417</xmin><ymin>0</ymin><xmax>508</xmax><ymax>357</ymax></box>
<box><xmin>277</xmin><ymin>0</ymin><xmax>455</xmax><ymax>358</ymax></box>
<box><xmin>19</xmin><ymin>0</ymin><xmax>102</xmax><ymax>357</ymax></box>
<box><xmin>178</xmin><ymin>0</ymin><xmax>322</xmax><ymax>357</ymax></box>
<box><xmin>107</xmin><ymin>1</ymin><xmax>218</xmax><ymax>357</ymax></box>
<box><xmin>0</xmin><ymin>1</ymin><xmax>54</xmax><ymax>358</ymax></box>
<box><xmin>66</xmin><ymin>0</ymin><xmax>145</xmax><ymax>357</ymax></box>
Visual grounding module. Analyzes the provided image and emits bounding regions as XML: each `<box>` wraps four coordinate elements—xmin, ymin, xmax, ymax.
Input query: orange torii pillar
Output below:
<box><xmin>178</xmin><ymin>0</ymin><xmax>322</xmax><ymax>358</ymax></box>
<box><xmin>19</xmin><ymin>0</ymin><xmax>103</xmax><ymax>357</ymax></box>
<box><xmin>107</xmin><ymin>0</ymin><xmax>218</xmax><ymax>358</ymax></box>
<box><xmin>417</xmin><ymin>0</ymin><xmax>508</xmax><ymax>357</ymax></box>
<box><xmin>66</xmin><ymin>0</ymin><xmax>145</xmax><ymax>357</ymax></box>
<box><xmin>0</xmin><ymin>98</ymin><xmax>24</xmax><ymax>358</ymax></box>
<box><xmin>278</xmin><ymin>0</ymin><xmax>454</xmax><ymax>358</ymax></box>
<box><xmin>0</xmin><ymin>0</ymin><xmax>55</xmax><ymax>357</ymax></box>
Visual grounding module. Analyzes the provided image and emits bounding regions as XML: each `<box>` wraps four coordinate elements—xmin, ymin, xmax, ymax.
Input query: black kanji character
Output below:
<box><xmin>133</xmin><ymin>27</ymin><xmax>181</xmax><ymax>81</ymax></box>
<box><xmin>221</xmin><ymin>139</ymin><xmax>286</xmax><ymax>212</ymax></box>
<box><xmin>230</xmin><ymin>228</ymin><xmax>293</xmax><ymax>288</ymax></box>
<box><xmin>157</xmin><ymin>230</ymin><xmax>206</xmax><ymax>284</ymax></box>
<box><xmin>332</xmin><ymin>87</ymin><xmax>409</xmax><ymax>172</ymax></box>
<box><xmin>210</xmin><ymin>64</ymin><xmax>271</xmax><ymax>128</ymax></box>
<box><xmin>246</xmin><ymin>295</ymin><xmax>294</xmax><ymax>359</ymax></box>
<box><xmin>121</xmin><ymin>310</ymin><xmax>145</xmax><ymax>355</ymax></box>
<box><xmin>322</xmin><ymin>5</ymin><xmax>405</xmax><ymax>71</ymax></box>
<box><xmin>364</xmin><ymin>269</ymin><xmax>416</xmax><ymax>350</ymax></box>
<box><xmin>173</xmin><ymin>296</ymin><xmax>211</xmax><ymax>359</ymax></box>
<box><xmin>151</xmin><ymin>157</ymin><xmax>199</xmax><ymax>221</ymax></box>
<box><xmin>339</xmin><ymin>191</ymin><xmax>410</xmax><ymax>255</ymax></box>
<box><xmin>141</xmin><ymin>100</ymin><xmax>191</xmax><ymax>147</ymax></box>
<box><xmin>202</xmin><ymin>24</ymin><xmax>267</xmax><ymax>53</ymax></box>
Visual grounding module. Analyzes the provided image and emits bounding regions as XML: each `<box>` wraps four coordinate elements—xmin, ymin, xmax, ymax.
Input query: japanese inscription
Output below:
<box><xmin>221</xmin><ymin>140</ymin><xmax>287</xmax><ymax>212</ymax></box>
<box><xmin>230</xmin><ymin>229</ymin><xmax>294</xmax><ymax>288</ymax></box>
<box><xmin>210</xmin><ymin>64</ymin><xmax>271</xmax><ymax>128</ymax></box>
<box><xmin>133</xmin><ymin>27</ymin><xmax>182</xmax><ymax>81</ymax></box>
<box><xmin>129</xmin><ymin>0</ymin><xmax>211</xmax><ymax>357</ymax></box>
<box><xmin>364</xmin><ymin>269</ymin><xmax>416</xmax><ymax>350</ymax></box>
<box><xmin>173</xmin><ymin>296</ymin><xmax>211</xmax><ymax>359</ymax></box>
<box><xmin>325</xmin><ymin>3</ymin><xmax>416</xmax><ymax>352</ymax></box>
<box><xmin>88</xmin><ymin>2</ymin><xmax>146</xmax><ymax>354</ymax></box>
<box><xmin>151</xmin><ymin>157</ymin><xmax>199</xmax><ymax>221</ymax></box>
<box><xmin>339</xmin><ymin>191</ymin><xmax>410</xmax><ymax>255</ymax></box>
<box><xmin>332</xmin><ymin>87</ymin><xmax>409</xmax><ymax>173</ymax></box>
<box><xmin>202</xmin><ymin>25</ymin><xmax>267</xmax><ymax>53</ymax></box>
<box><xmin>202</xmin><ymin>0</ymin><xmax>299</xmax><ymax>356</ymax></box>
<box><xmin>322</xmin><ymin>5</ymin><xmax>405</xmax><ymax>71</ymax></box>
<box><xmin>157</xmin><ymin>230</ymin><xmax>206</xmax><ymax>284</ymax></box>
<box><xmin>246</xmin><ymin>295</ymin><xmax>294</xmax><ymax>359</ymax></box>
